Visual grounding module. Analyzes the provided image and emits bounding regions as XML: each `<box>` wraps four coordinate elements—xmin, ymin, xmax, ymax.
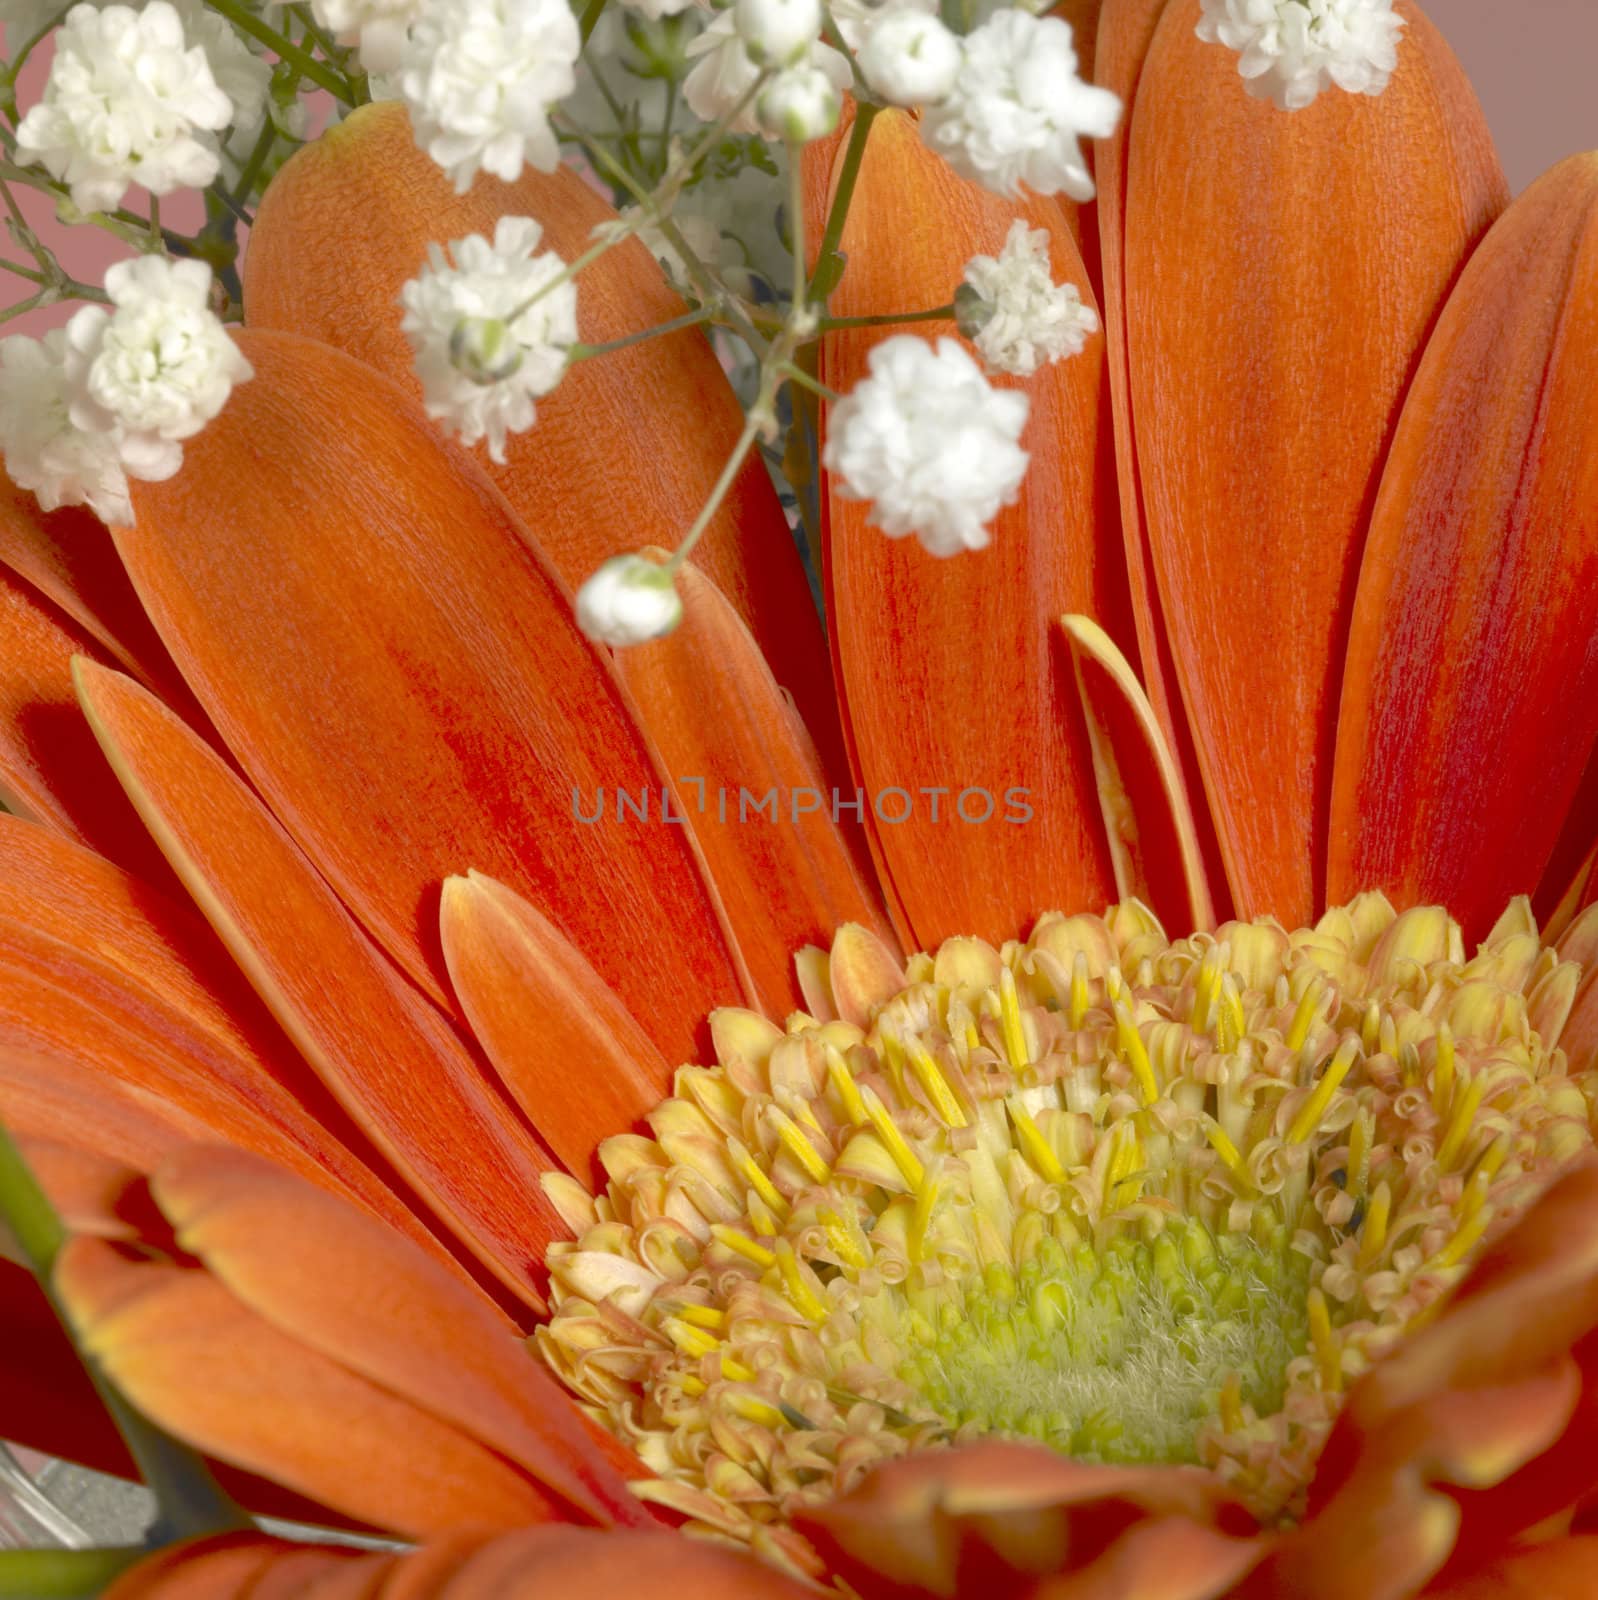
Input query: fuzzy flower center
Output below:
<box><xmin>537</xmin><ymin>896</ymin><xmax>1596</xmax><ymax>1578</ymax></box>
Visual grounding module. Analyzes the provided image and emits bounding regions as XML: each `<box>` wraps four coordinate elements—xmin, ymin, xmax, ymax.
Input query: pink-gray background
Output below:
<box><xmin>3</xmin><ymin>0</ymin><xmax>1597</xmax><ymax>335</ymax></box>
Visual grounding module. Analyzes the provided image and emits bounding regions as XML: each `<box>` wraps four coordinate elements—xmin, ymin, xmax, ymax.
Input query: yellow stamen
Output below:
<box><xmin>710</xmin><ymin>1225</ymin><xmax>776</xmax><ymax>1269</ymax></box>
<box><xmin>907</xmin><ymin>1040</ymin><xmax>968</xmax><ymax>1128</ymax></box>
<box><xmin>1191</xmin><ymin>945</ymin><xmax>1222</xmax><ymax>1035</ymax></box>
<box><xmin>998</xmin><ymin>967</ymin><xmax>1030</xmax><ymax>1071</ymax></box>
<box><xmin>1107</xmin><ymin>978</ymin><xmax>1159</xmax><ymax>1105</ymax></box>
<box><xmin>726</xmin><ymin>1392</ymin><xmax>788</xmax><ymax>1429</ymax></box>
<box><xmin>678</xmin><ymin>1305</ymin><xmax>725</xmax><ymax>1330</ymax></box>
<box><xmin>1286</xmin><ymin>1039</ymin><xmax>1358</xmax><ymax>1145</ymax></box>
<box><xmin>1436</xmin><ymin>1072</ymin><xmax>1488</xmax><ymax>1171</ymax></box>
<box><xmin>1356</xmin><ymin>1180</ymin><xmax>1392</xmax><ymax>1268</ymax></box>
<box><xmin>1307</xmin><ymin>1287</ymin><xmax>1341</xmax><ymax>1394</ymax></box>
<box><xmin>1346</xmin><ymin>1107</ymin><xmax>1373</xmax><ymax>1199</ymax></box>
<box><xmin>771</xmin><ymin>1108</ymin><xmax>832</xmax><ymax>1184</ymax></box>
<box><xmin>1068</xmin><ymin>950</ymin><xmax>1091</xmax><ymax>1030</ymax></box>
<box><xmin>666</xmin><ymin>1318</ymin><xmax>721</xmax><ymax>1358</ymax></box>
<box><xmin>773</xmin><ymin>1239</ymin><xmax>828</xmax><ymax>1321</ymax></box>
<box><xmin>825</xmin><ymin>1045</ymin><xmax>867</xmax><ymax>1127</ymax></box>
<box><xmin>720</xmin><ymin>1354</ymin><xmax>757</xmax><ymax>1383</ymax></box>
<box><xmin>1203</xmin><ymin>1118</ymin><xmax>1250</xmax><ymax>1186</ymax></box>
<box><xmin>1432</xmin><ymin>1022</ymin><xmax>1456</xmax><ymax>1117</ymax></box>
<box><xmin>1218</xmin><ymin>973</ymin><xmax>1246</xmax><ymax>1052</ymax></box>
<box><xmin>862</xmin><ymin>1084</ymin><xmax>925</xmax><ymax>1188</ymax></box>
<box><xmin>909</xmin><ymin>1171</ymin><xmax>941</xmax><ymax>1265</ymax></box>
<box><xmin>1007</xmin><ymin>1098</ymin><xmax>1066</xmax><ymax>1184</ymax></box>
<box><xmin>728</xmin><ymin>1137</ymin><xmax>789</xmax><ymax>1217</ymax></box>
<box><xmin>1430</xmin><ymin>1204</ymin><xmax>1492</xmax><ymax>1271</ymax></box>
<box><xmin>1284</xmin><ymin>975</ymin><xmax>1324</xmax><ymax>1053</ymax></box>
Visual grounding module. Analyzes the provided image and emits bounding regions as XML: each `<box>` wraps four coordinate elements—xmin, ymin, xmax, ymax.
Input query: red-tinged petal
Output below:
<box><xmin>816</xmin><ymin>108</ymin><xmax>1122</xmax><ymax>951</ymax></box>
<box><xmin>110</xmin><ymin>328</ymin><xmax>743</xmax><ymax>1057</ymax></box>
<box><xmin>152</xmin><ymin>1145</ymin><xmax>649</xmax><ymax>1530</ymax></box>
<box><xmin>0</xmin><ymin>563</ymin><xmax>175</xmax><ymax>887</ymax></box>
<box><xmin>1028</xmin><ymin>1516</ymin><xmax>1262</xmax><ymax>1600</ymax></box>
<box><xmin>1535</xmin><ymin>746</ymin><xmax>1598</xmax><ymax>933</ymax></box>
<box><xmin>1328</xmin><ymin>155</ymin><xmax>1598</xmax><ymax>939</ymax></box>
<box><xmin>826</xmin><ymin>922</ymin><xmax>907</xmax><ymax>1028</ymax></box>
<box><xmin>440</xmin><ymin>872</ymin><xmax>668</xmax><ymax>1178</ymax></box>
<box><xmin>11</xmin><ymin>1135</ymin><xmax>156</xmax><ymax>1239</ymax></box>
<box><xmin>1559</xmin><ymin>907</ymin><xmax>1598</xmax><ymax>1065</ymax></box>
<box><xmin>423</xmin><ymin>1526</ymin><xmax>812</xmax><ymax>1599</ymax></box>
<box><xmin>76</xmin><ymin>660</ymin><xmax>567</xmax><ymax>1312</ymax></box>
<box><xmin>799</xmin><ymin>1440</ymin><xmax>1256</xmax><ymax>1600</ymax></box>
<box><xmin>1061</xmin><ymin>614</ymin><xmax>1213</xmax><ymax>933</ymax></box>
<box><xmin>615</xmin><ymin>563</ymin><xmax>896</xmax><ymax>1015</ymax></box>
<box><xmin>0</xmin><ymin>915</ymin><xmax>414</xmax><ymax>1233</ymax></box>
<box><xmin>0</xmin><ymin>479</ymin><xmax>182</xmax><ymax>697</ymax></box>
<box><xmin>56</xmin><ymin>1239</ymin><xmax>569</xmax><ymax>1539</ymax></box>
<box><xmin>1424</xmin><ymin>1538</ymin><xmax>1598</xmax><ymax>1599</ymax></box>
<box><xmin>1124</xmin><ymin>0</ymin><xmax>1508</xmax><ymax>925</ymax></box>
<box><xmin>100</xmin><ymin>1537</ymin><xmax>288</xmax><ymax>1600</ymax></box>
<box><xmin>243</xmin><ymin>103</ymin><xmax>842</xmax><ymax>790</ymax></box>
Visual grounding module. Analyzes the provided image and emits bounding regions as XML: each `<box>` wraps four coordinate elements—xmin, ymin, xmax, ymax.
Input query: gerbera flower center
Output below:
<box><xmin>537</xmin><ymin>896</ymin><xmax>1595</xmax><ymax>1575</ymax></box>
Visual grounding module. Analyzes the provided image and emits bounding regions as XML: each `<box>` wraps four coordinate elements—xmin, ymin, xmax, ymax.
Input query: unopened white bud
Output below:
<box><xmin>857</xmin><ymin>10</ymin><xmax>961</xmax><ymax>106</ymax></box>
<box><xmin>758</xmin><ymin>63</ymin><xmax>841</xmax><ymax>142</ymax></box>
<box><xmin>733</xmin><ymin>0</ymin><xmax>822</xmax><ymax>65</ymax></box>
<box><xmin>449</xmin><ymin>316</ymin><xmax>525</xmax><ymax>384</ymax></box>
<box><xmin>576</xmin><ymin>554</ymin><xmax>684</xmax><ymax>647</ymax></box>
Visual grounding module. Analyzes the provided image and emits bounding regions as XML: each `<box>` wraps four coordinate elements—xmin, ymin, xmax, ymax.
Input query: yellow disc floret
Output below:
<box><xmin>536</xmin><ymin>895</ymin><xmax>1597</xmax><ymax>1576</ymax></box>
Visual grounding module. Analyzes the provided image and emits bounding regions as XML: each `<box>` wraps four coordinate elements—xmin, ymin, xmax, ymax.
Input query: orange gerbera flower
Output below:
<box><xmin>3</xmin><ymin>1</ymin><xmax>1598</xmax><ymax>1595</ymax></box>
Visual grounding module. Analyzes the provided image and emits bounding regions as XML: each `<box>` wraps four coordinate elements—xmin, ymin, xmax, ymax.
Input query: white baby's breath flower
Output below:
<box><xmin>1196</xmin><ymin>0</ymin><xmax>1404</xmax><ymax>111</ymax></box>
<box><xmin>857</xmin><ymin>8</ymin><xmax>960</xmax><ymax>107</ymax></box>
<box><xmin>62</xmin><ymin>256</ymin><xmax>252</xmax><ymax>483</ymax></box>
<box><xmin>16</xmin><ymin>1</ymin><xmax>234</xmax><ymax>213</ymax></box>
<box><xmin>576</xmin><ymin>554</ymin><xmax>683</xmax><ymax>647</ymax></box>
<box><xmin>400</xmin><ymin>0</ymin><xmax>578</xmax><ymax>192</ymax></box>
<box><xmin>921</xmin><ymin>9</ymin><xmax>1120</xmax><ymax>201</ymax></box>
<box><xmin>958</xmin><ymin>220</ymin><xmax>1099</xmax><ymax>377</ymax></box>
<box><xmin>0</xmin><ymin>332</ymin><xmax>133</xmax><ymax>526</ymax></box>
<box><xmin>733</xmin><ymin>0</ymin><xmax>820</xmax><ymax>67</ymax></box>
<box><xmin>683</xmin><ymin>10</ymin><xmax>848</xmax><ymax>137</ymax></box>
<box><xmin>827</xmin><ymin>0</ymin><xmax>935</xmax><ymax>52</ymax></box>
<box><xmin>757</xmin><ymin>62</ymin><xmax>840</xmax><ymax>143</ymax></box>
<box><xmin>165</xmin><ymin>0</ymin><xmax>270</xmax><ymax>130</ymax></box>
<box><xmin>400</xmin><ymin>215</ymin><xmax>577</xmax><ymax>463</ymax></box>
<box><xmin>303</xmin><ymin>0</ymin><xmax>421</xmax><ymax>73</ymax></box>
<box><xmin>822</xmin><ymin>335</ymin><xmax>1029</xmax><ymax>557</ymax></box>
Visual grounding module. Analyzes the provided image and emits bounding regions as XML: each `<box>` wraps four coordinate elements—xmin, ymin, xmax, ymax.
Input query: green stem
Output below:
<box><xmin>0</xmin><ymin>292</ymin><xmax>42</xmax><ymax>323</ymax></box>
<box><xmin>578</xmin><ymin>0</ymin><xmax>609</xmax><ymax>45</ymax></box>
<box><xmin>821</xmin><ymin>302</ymin><xmax>957</xmax><ymax>329</ymax></box>
<box><xmin>781</xmin><ymin>360</ymin><xmax>840</xmax><ymax>402</ymax></box>
<box><xmin>146</xmin><ymin>193</ymin><xmax>161</xmax><ymax>250</ymax></box>
<box><xmin>0</xmin><ymin>1122</ymin><xmax>249</xmax><ymax>1542</ymax></box>
<box><xmin>201</xmin><ymin>0</ymin><xmax>355</xmax><ymax>103</ymax></box>
<box><xmin>665</xmin><ymin>409</ymin><xmax>763</xmax><ymax>572</ymax></box>
<box><xmin>809</xmin><ymin>102</ymin><xmax>879</xmax><ymax>304</ymax></box>
<box><xmin>569</xmin><ymin>304</ymin><xmax>713</xmax><ymax>360</ymax></box>
<box><xmin>230</xmin><ymin>110</ymin><xmax>279</xmax><ymax>208</ymax></box>
<box><xmin>787</xmin><ymin>138</ymin><xmax>806</xmax><ymax>314</ymax></box>
<box><xmin>0</xmin><ymin>256</ymin><xmax>45</xmax><ymax>284</ymax></box>
<box><xmin>0</xmin><ymin>1548</ymin><xmax>146</xmax><ymax>1599</ymax></box>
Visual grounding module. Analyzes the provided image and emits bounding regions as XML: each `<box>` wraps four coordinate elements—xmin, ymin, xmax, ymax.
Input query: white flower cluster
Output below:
<box><xmin>400</xmin><ymin>215</ymin><xmax>578</xmax><ymax>464</ymax></box>
<box><xmin>823</xmin><ymin>336</ymin><xmax>1029</xmax><ymax>557</ymax></box>
<box><xmin>15</xmin><ymin>1</ymin><xmax>234</xmax><ymax>213</ymax></box>
<box><xmin>576</xmin><ymin>554</ymin><xmax>683</xmax><ymax>646</ymax></box>
<box><xmin>0</xmin><ymin>257</ymin><xmax>251</xmax><ymax>525</ymax></box>
<box><xmin>303</xmin><ymin>0</ymin><xmax>421</xmax><ymax>73</ymax></box>
<box><xmin>683</xmin><ymin>7</ymin><xmax>849</xmax><ymax>139</ymax></box>
<box><xmin>399</xmin><ymin>0</ymin><xmax>579</xmax><ymax>192</ymax></box>
<box><xmin>959</xmin><ymin>221</ymin><xmax>1100</xmax><ymax>378</ymax></box>
<box><xmin>1196</xmin><ymin>0</ymin><xmax>1405</xmax><ymax>111</ymax></box>
<box><xmin>921</xmin><ymin>10</ymin><xmax>1122</xmax><ymax>201</ymax></box>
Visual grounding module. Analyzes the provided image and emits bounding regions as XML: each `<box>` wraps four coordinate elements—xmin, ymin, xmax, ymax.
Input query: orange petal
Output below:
<box><xmin>615</xmin><ymin>563</ymin><xmax>896</xmax><ymax>1015</ymax></box>
<box><xmin>1425</xmin><ymin>1537</ymin><xmax>1598</xmax><ymax>1599</ymax></box>
<box><xmin>112</xmin><ymin>327</ymin><xmax>743</xmax><ymax>1058</ymax></box>
<box><xmin>817</xmin><ymin>108</ymin><xmax>1122</xmax><ymax>950</ymax></box>
<box><xmin>243</xmin><ymin>102</ymin><xmax>843</xmax><ymax>791</ymax></box>
<box><xmin>0</xmin><ymin>912</ymin><xmax>412</xmax><ymax>1236</ymax></box>
<box><xmin>76</xmin><ymin>659</ymin><xmax>566</xmax><ymax>1312</ymax></box>
<box><xmin>1060</xmin><ymin>614</ymin><xmax>1213</xmax><ymax>933</ymax></box>
<box><xmin>1328</xmin><ymin>155</ymin><xmax>1598</xmax><ymax>940</ymax></box>
<box><xmin>1560</xmin><ymin>906</ymin><xmax>1598</xmax><ymax>1065</ymax></box>
<box><xmin>1123</xmin><ymin>1</ymin><xmax>1507</xmax><ymax>925</ymax></box>
<box><xmin>441</xmin><ymin>871</ymin><xmax>669</xmax><ymax>1178</ymax></box>
<box><xmin>151</xmin><ymin>1145</ymin><xmax>648</xmax><ymax>1529</ymax></box>
<box><xmin>56</xmin><ymin>1239</ymin><xmax>567</xmax><ymax>1539</ymax></box>
<box><xmin>0</xmin><ymin>478</ymin><xmax>182</xmax><ymax>698</ymax></box>
<box><xmin>100</xmin><ymin>1536</ymin><xmax>289</xmax><ymax>1600</ymax></box>
<box><xmin>0</xmin><ymin>562</ymin><xmax>176</xmax><ymax>887</ymax></box>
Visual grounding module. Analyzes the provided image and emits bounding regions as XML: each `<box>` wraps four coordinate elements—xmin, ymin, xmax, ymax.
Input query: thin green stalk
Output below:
<box><xmin>0</xmin><ymin>293</ymin><xmax>43</xmax><ymax>322</ymax></box>
<box><xmin>0</xmin><ymin>256</ymin><xmax>44</xmax><ymax>284</ymax></box>
<box><xmin>821</xmin><ymin>302</ymin><xmax>957</xmax><ymax>329</ymax></box>
<box><xmin>0</xmin><ymin>1121</ymin><xmax>248</xmax><ymax>1543</ymax></box>
<box><xmin>0</xmin><ymin>1548</ymin><xmax>146</xmax><ymax>1599</ymax></box>
<box><xmin>0</xmin><ymin>167</ymin><xmax>48</xmax><ymax>267</ymax></box>
<box><xmin>578</xmin><ymin>0</ymin><xmax>609</xmax><ymax>46</ymax></box>
<box><xmin>665</xmin><ymin>409</ymin><xmax>763</xmax><ymax>572</ymax></box>
<box><xmin>146</xmin><ymin>192</ymin><xmax>161</xmax><ymax>250</ymax></box>
<box><xmin>809</xmin><ymin>102</ymin><xmax>879</xmax><ymax>303</ymax></box>
<box><xmin>780</xmin><ymin>359</ymin><xmax>839</xmax><ymax>402</ymax></box>
<box><xmin>202</xmin><ymin>0</ymin><xmax>355</xmax><ymax>103</ymax></box>
<box><xmin>569</xmin><ymin>304</ymin><xmax>714</xmax><ymax>360</ymax></box>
